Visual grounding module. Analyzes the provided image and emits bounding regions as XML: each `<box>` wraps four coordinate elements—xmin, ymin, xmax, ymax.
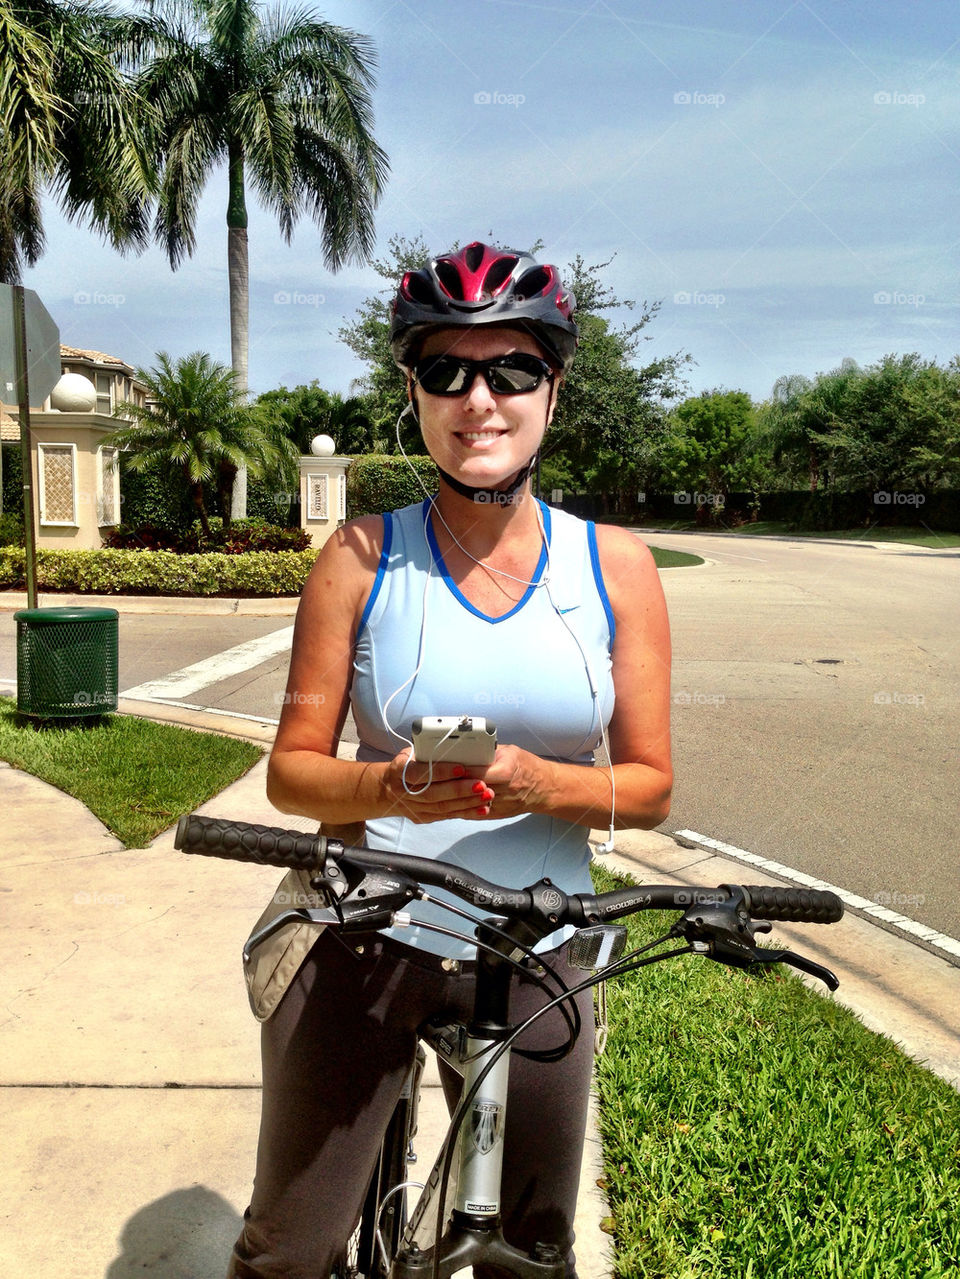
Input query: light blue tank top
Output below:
<box><xmin>351</xmin><ymin>498</ymin><xmax>616</xmax><ymax>958</ymax></box>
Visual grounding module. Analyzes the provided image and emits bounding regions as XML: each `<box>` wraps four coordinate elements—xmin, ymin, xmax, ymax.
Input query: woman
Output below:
<box><xmin>229</xmin><ymin>242</ymin><xmax>672</xmax><ymax>1278</ymax></box>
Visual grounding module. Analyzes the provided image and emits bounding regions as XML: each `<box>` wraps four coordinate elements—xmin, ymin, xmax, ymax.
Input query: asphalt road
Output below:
<box><xmin>1</xmin><ymin>530</ymin><xmax>957</xmax><ymax>938</ymax></box>
<box><xmin>651</xmin><ymin>531</ymin><xmax>959</xmax><ymax>939</ymax></box>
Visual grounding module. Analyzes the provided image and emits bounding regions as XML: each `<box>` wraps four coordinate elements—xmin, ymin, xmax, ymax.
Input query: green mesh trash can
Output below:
<box><xmin>15</xmin><ymin>607</ymin><xmax>119</xmax><ymax>719</ymax></box>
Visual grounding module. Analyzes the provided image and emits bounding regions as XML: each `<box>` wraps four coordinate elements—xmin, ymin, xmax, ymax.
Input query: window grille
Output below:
<box><xmin>39</xmin><ymin>443</ymin><xmax>77</xmax><ymax>524</ymax></box>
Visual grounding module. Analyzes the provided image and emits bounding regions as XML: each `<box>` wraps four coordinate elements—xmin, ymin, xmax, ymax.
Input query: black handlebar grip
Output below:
<box><xmin>174</xmin><ymin>814</ymin><xmax>323</xmax><ymax>872</ymax></box>
<box><xmin>742</xmin><ymin>885</ymin><xmax>843</xmax><ymax>924</ymax></box>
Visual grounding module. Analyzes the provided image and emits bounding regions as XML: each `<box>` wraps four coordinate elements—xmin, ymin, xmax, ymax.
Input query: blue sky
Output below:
<box><xmin>22</xmin><ymin>0</ymin><xmax>960</xmax><ymax>405</ymax></box>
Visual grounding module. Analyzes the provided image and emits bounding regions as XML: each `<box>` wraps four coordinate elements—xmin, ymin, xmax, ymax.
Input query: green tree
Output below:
<box><xmin>757</xmin><ymin>355</ymin><xmax>960</xmax><ymax>496</ymax></box>
<box><xmin>659</xmin><ymin>389</ymin><xmax>760</xmax><ymax>518</ymax></box>
<box><xmin>0</xmin><ymin>0</ymin><xmax>153</xmax><ymax>282</ymax></box>
<box><xmin>102</xmin><ymin>350</ymin><xmax>296</xmax><ymax>534</ymax></box>
<box><xmin>256</xmin><ymin>381</ymin><xmax>378</xmax><ymax>455</ymax></box>
<box><xmin>125</xmin><ymin>0</ymin><xmax>388</xmax><ymax>514</ymax></box>
<box><xmin>546</xmin><ymin>256</ymin><xmax>690</xmax><ymax>509</ymax></box>
<box><xmin>338</xmin><ymin>231</ymin><xmax>433</xmax><ymax>444</ymax></box>
<box><xmin>825</xmin><ymin>354</ymin><xmax>960</xmax><ymax>492</ymax></box>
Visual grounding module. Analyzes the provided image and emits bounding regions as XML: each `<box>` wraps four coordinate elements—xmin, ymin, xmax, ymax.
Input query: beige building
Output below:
<box><xmin>1</xmin><ymin>346</ymin><xmax>145</xmax><ymax>550</ymax></box>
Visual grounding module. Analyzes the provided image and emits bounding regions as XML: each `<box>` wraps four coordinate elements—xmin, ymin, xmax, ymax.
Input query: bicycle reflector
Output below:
<box><xmin>568</xmin><ymin>925</ymin><xmax>628</xmax><ymax>971</ymax></box>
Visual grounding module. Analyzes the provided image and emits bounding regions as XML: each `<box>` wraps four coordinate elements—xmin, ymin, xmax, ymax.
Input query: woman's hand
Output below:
<box><xmin>459</xmin><ymin>744</ymin><xmax>551</xmax><ymax>821</ymax></box>
<box><xmin>380</xmin><ymin>750</ymin><xmax>497</xmax><ymax>824</ymax></box>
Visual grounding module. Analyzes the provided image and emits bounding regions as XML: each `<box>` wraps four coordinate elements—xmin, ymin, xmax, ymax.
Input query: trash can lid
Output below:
<box><xmin>14</xmin><ymin>606</ymin><xmax>119</xmax><ymax>624</ymax></box>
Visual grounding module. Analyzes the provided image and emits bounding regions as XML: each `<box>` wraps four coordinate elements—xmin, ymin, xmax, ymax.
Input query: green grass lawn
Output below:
<box><xmin>637</xmin><ymin>519</ymin><xmax>960</xmax><ymax>549</ymax></box>
<box><xmin>0</xmin><ymin>695</ymin><xmax>262</xmax><ymax>847</ymax></box>
<box><xmin>648</xmin><ymin>546</ymin><xmax>704</xmax><ymax>568</ymax></box>
<box><xmin>591</xmin><ymin>865</ymin><xmax>960</xmax><ymax>1278</ymax></box>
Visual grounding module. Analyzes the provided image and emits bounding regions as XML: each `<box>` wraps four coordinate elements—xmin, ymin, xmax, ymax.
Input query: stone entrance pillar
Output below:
<box><xmin>27</xmin><ymin>373</ymin><xmax>121</xmax><ymax>550</ymax></box>
<box><xmin>299</xmin><ymin>435</ymin><xmax>351</xmax><ymax>549</ymax></box>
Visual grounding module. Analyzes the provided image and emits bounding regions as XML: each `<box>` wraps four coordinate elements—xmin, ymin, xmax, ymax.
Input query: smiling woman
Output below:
<box><xmin>229</xmin><ymin>242</ymin><xmax>674</xmax><ymax>1278</ymax></box>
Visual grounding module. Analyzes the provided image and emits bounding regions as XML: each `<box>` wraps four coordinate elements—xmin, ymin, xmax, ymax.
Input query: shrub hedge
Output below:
<box><xmin>347</xmin><ymin>454</ymin><xmax>439</xmax><ymax>516</ymax></box>
<box><xmin>0</xmin><ymin>546</ymin><xmax>318</xmax><ymax>596</ymax></box>
<box><xmin>103</xmin><ymin>518</ymin><xmax>311</xmax><ymax>553</ymax></box>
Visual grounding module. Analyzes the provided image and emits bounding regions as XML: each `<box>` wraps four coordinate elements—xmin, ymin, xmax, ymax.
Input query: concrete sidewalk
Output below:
<box><xmin>4</xmin><ymin>709</ymin><xmax>959</xmax><ymax>1278</ymax></box>
<box><xmin>2</xmin><ymin>742</ymin><xmax>612</xmax><ymax>1279</ymax></box>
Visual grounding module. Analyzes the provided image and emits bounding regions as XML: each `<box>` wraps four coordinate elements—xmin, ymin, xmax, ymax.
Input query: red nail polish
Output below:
<box><xmin>484</xmin><ymin>790</ymin><xmax>495</xmax><ymax>802</ymax></box>
<box><xmin>476</xmin><ymin>805</ymin><xmax>489</xmax><ymax>816</ymax></box>
<box><xmin>472</xmin><ymin>781</ymin><xmax>486</xmax><ymax>795</ymax></box>
<box><xmin>452</xmin><ymin>765</ymin><xmax>466</xmax><ymax>778</ymax></box>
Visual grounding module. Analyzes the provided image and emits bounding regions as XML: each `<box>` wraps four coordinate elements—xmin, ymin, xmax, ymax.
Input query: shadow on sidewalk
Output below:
<box><xmin>105</xmin><ymin>1185</ymin><xmax>242</xmax><ymax>1279</ymax></box>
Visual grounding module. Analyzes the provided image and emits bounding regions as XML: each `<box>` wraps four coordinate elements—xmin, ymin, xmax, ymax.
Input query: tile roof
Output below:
<box><xmin>59</xmin><ymin>345</ymin><xmax>131</xmax><ymax>368</ymax></box>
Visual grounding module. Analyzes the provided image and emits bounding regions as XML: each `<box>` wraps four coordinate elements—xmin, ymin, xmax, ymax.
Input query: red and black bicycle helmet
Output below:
<box><xmin>390</xmin><ymin>241</ymin><xmax>578</xmax><ymax>373</ymax></box>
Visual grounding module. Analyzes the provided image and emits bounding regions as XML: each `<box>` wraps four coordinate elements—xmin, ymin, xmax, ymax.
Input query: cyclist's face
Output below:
<box><xmin>411</xmin><ymin>327</ymin><xmax>558</xmax><ymax>493</ymax></box>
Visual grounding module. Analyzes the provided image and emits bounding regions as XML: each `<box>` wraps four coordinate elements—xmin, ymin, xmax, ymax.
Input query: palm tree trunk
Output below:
<box><xmin>227</xmin><ymin>143</ymin><xmax>249</xmax><ymax>521</ymax></box>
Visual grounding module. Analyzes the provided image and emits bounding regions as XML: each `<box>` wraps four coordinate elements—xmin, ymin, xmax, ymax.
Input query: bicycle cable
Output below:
<box><xmin>400</xmin><ymin>912</ymin><xmax>581</xmax><ymax>1059</ymax></box>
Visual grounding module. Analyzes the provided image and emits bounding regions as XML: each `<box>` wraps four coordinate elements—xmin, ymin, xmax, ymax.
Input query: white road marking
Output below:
<box><xmin>121</xmin><ymin>626</ymin><xmax>294</xmax><ymax>700</ymax></box>
<box><xmin>675</xmin><ymin>828</ymin><xmax>960</xmax><ymax>962</ymax></box>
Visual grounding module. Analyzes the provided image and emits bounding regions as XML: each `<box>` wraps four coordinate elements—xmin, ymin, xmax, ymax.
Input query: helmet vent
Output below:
<box><xmin>404</xmin><ymin>271</ymin><xmax>437</xmax><ymax>305</ymax></box>
<box><xmin>434</xmin><ymin>259</ymin><xmax>463</xmax><ymax>300</ymax></box>
<box><xmin>515</xmin><ymin>266</ymin><xmax>552</xmax><ymax>300</ymax></box>
<box><xmin>484</xmin><ymin>255</ymin><xmax>519</xmax><ymax>296</ymax></box>
<box><xmin>464</xmin><ymin>242</ymin><xmax>486</xmax><ymax>272</ymax></box>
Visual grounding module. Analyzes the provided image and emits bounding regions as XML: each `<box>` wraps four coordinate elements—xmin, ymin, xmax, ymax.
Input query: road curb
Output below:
<box><xmin>0</xmin><ymin>590</ymin><xmax>300</xmax><ymax>615</ymax></box>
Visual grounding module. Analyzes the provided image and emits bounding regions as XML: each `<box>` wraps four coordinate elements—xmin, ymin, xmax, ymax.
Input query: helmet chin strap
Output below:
<box><xmin>436</xmin><ymin>454</ymin><xmax>538</xmax><ymax>507</ymax></box>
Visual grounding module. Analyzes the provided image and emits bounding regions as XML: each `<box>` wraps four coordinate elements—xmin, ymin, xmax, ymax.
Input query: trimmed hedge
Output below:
<box><xmin>0</xmin><ymin>546</ymin><xmax>318</xmax><ymax>596</ymax></box>
<box><xmin>103</xmin><ymin>518</ymin><xmax>311</xmax><ymax>553</ymax></box>
<box><xmin>347</xmin><ymin>454</ymin><xmax>439</xmax><ymax>517</ymax></box>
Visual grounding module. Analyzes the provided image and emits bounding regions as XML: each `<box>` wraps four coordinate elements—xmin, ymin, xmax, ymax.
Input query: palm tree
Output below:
<box><xmin>0</xmin><ymin>0</ymin><xmax>153</xmax><ymax>283</ymax></box>
<box><xmin>123</xmin><ymin>0</ymin><xmax>388</xmax><ymax>516</ymax></box>
<box><xmin>103</xmin><ymin>350</ymin><xmax>296</xmax><ymax>534</ymax></box>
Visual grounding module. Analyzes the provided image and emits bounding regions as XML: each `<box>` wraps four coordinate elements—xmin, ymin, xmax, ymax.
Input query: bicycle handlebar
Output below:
<box><xmin>174</xmin><ymin>814</ymin><xmax>844</xmax><ymax>928</ymax></box>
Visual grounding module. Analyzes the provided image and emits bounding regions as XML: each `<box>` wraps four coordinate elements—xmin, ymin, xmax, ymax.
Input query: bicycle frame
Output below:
<box><xmin>390</xmin><ymin>934</ymin><xmax>569</xmax><ymax>1279</ymax></box>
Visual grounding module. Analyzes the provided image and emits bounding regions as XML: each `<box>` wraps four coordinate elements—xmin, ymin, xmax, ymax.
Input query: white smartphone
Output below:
<box><xmin>411</xmin><ymin>716</ymin><xmax>498</xmax><ymax>765</ymax></box>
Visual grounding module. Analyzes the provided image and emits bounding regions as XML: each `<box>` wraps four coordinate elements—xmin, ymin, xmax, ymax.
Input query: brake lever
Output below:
<box><xmin>766</xmin><ymin>948</ymin><xmax>840</xmax><ymax>991</ymax></box>
<box><xmin>243</xmin><ymin>907</ymin><xmax>341</xmax><ymax>962</ymax></box>
<box><xmin>670</xmin><ymin>888</ymin><xmax>840</xmax><ymax>990</ymax></box>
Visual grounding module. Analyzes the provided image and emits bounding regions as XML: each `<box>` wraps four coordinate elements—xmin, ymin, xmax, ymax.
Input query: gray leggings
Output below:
<box><xmin>227</xmin><ymin>929</ymin><xmax>595</xmax><ymax>1278</ymax></box>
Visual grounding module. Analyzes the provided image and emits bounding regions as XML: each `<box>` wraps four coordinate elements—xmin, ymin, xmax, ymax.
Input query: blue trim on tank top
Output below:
<box><xmin>356</xmin><ymin>511</ymin><xmax>393</xmax><ymax>640</ymax></box>
<box><xmin>586</xmin><ymin>521</ymin><xmax>616</xmax><ymax>649</ymax></box>
<box><xmin>423</xmin><ymin>497</ymin><xmax>552</xmax><ymax>624</ymax></box>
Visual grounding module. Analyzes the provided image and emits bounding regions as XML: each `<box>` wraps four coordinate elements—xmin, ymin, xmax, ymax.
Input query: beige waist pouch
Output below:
<box><xmin>242</xmin><ymin>821</ymin><xmax>365</xmax><ymax>1021</ymax></box>
<box><xmin>242</xmin><ymin>867</ymin><xmax>328</xmax><ymax>1021</ymax></box>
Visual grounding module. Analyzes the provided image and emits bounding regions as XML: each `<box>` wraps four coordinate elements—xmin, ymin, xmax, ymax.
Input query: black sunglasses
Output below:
<box><xmin>413</xmin><ymin>352</ymin><xmax>553</xmax><ymax>397</ymax></box>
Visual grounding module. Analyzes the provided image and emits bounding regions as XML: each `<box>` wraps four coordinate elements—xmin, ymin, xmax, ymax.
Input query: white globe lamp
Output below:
<box><xmin>310</xmin><ymin>434</ymin><xmax>336</xmax><ymax>457</ymax></box>
<box><xmin>50</xmin><ymin>372</ymin><xmax>97</xmax><ymax>413</ymax></box>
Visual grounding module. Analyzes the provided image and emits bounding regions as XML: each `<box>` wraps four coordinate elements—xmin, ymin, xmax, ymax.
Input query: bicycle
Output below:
<box><xmin>174</xmin><ymin>814</ymin><xmax>844</xmax><ymax>1279</ymax></box>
